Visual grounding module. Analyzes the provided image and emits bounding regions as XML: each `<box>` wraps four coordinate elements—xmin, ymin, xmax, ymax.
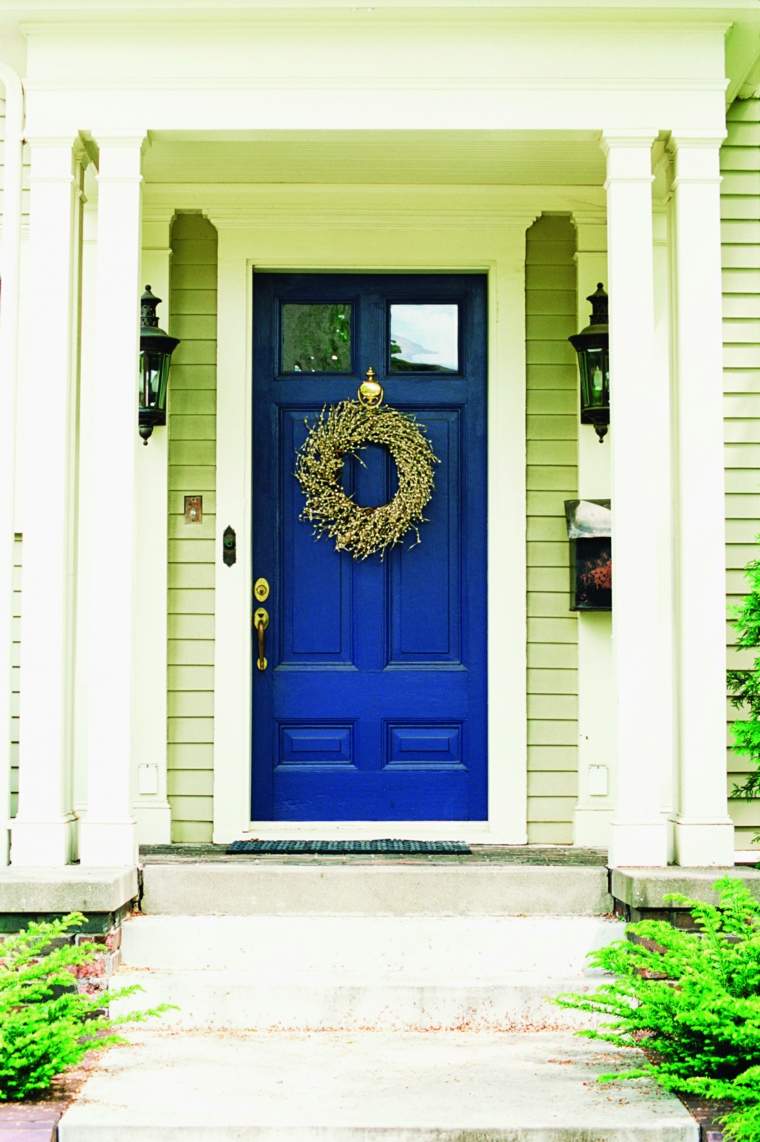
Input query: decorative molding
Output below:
<box><xmin>23</xmin><ymin>75</ymin><xmax>730</xmax><ymax>95</ymax></box>
<box><xmin>601</xmin><ymin>129</ymin><xmax>659</xmax><ymax>150</ymax></box>
<box><xmin>667</xmin><ymin>129</ymin><xmax>727</xmax><ymax>146</ymax></box>
<box><xmin>147</xmin><ymin>187</ymin><xmax>602</xmax><ymax>234</ymax></box>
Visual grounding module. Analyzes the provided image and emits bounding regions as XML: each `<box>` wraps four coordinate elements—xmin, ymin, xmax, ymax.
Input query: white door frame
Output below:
<box><xmin>205</xmin><ymin>186</ymin><xmax>599</xmax><ymax>843</ymax></box>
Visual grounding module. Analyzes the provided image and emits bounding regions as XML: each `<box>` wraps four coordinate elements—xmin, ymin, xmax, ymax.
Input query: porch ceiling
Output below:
<box><xmin>143</xmin><ymin>130</ymin><xmax>606</xmax><ymax>187</ymax></box>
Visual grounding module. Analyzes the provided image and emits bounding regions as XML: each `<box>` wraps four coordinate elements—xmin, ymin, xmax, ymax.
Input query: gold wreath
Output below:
<box><xmin>295</xmin><ymin>389</ymin><xmax>438</xmax><ymax>561</ymax></box>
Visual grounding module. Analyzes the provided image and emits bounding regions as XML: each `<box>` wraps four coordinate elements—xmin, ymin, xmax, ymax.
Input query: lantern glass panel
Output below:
<box><xmin>579</xmin><ymin>344</ymin><xmax>609</xmax><ymax>419</ymax></box>
<box><xmin>140</xmin><ymin>348</ymin><xmax>170</xmax><ymax>414</ymax></box>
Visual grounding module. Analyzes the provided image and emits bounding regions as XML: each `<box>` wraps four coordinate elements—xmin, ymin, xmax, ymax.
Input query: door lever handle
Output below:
<box><xmin>254</xmin><ymin>607</ymin><xmax>269</xmax><ymax>672</ymax></box>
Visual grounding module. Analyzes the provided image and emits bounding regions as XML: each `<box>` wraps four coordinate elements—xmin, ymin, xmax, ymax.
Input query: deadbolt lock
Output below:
<box><xmin>253</xmin><ymin>577</ymin><xmax>270</xmax><ymax>602</ymax></box>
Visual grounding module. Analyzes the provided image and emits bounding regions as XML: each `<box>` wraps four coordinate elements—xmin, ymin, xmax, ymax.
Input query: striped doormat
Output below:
<box><xmin>227</xmin><ymin>839</ymin><xmax>471</xmax><ymax>854</ymax></box>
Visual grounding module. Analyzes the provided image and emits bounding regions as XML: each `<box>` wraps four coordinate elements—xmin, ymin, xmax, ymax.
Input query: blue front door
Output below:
<box><xmin>252</xmin><ymin>273</ymin><xmax>487</xmax><ymax>821</ymax></box>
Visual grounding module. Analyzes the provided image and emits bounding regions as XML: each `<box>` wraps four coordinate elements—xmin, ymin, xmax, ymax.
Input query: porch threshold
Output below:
<box><xmin>0</xmin><ymin>865</ymin><xmax>138</xmax><ymax>921</ymax></box>
<box><xmin>140</xmin><ymin>843</ymin><xmax>608</xmax><ymax>866</ymax></box>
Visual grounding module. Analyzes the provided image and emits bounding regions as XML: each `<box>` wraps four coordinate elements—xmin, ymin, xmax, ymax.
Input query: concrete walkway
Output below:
<box><xmin>58</xmin><ymin>1028</ymin><xmax>697</xmax><ymax>1140</ymax></box>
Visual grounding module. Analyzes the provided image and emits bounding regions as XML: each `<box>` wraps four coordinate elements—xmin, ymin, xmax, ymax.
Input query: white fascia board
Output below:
<box><xmin>8</xmin><ymin>0</ymin><xmax>760</xmax><ymax>14</ymax></box>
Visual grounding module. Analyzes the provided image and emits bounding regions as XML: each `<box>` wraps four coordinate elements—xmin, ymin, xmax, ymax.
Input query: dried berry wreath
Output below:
<box><xmin>294</xmin><ymin>372</ymin><xmax>438</xmax><ymax>560</ymax></box>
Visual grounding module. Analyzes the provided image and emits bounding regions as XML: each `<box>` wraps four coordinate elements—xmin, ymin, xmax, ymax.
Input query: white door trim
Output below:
<box><xmin>207</xmin><ymin>189</ymin><xmax>575</xmax><ymax>844</ymax></box>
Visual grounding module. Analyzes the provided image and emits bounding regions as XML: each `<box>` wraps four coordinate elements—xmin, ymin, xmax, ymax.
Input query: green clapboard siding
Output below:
<box><xmin>525</xmin><ymin>215</ymin><xmax>578</xmax><ymax>845</ymax></box>
<box><xmin>723</xmin><ymin>96</ymin><xmax>760</xmax><ymax>853</ymax></box>
<box><xmin>168</xmin><ymin>213</ymin><xmax>218</xmax><ymax>843</ymax></box>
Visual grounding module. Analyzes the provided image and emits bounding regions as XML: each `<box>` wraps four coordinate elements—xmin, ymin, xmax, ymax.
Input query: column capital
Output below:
<box><xmin>142</xmin><ymin>211</ymin><xmax>176</xmax><ymax>250</ymax></box>
<box><xmin>26</xmin><ymin>136</ymin><xmax>78</xmax><ymax>183</ymax></box>
<box><xmin>26</xmin><ymin>132</ymin><xmax>80</xmax><ymax>150</ymax></box>
<box><xmin>601</xmin><ymin>129</ymin><xmax>658</xmax><ymax>152</ymax></box>
<box><xmin>91</xmin><ymin>129</ymin><xmax>148</xmax><ymax>149</ymax></box>
<box><xmin>668</xmin><ymin>130</ymin><xmax>726</xmax><ymax>150</ymax></box>
<box><xmin>668</xmin><ymin>133</ymin><xmax>724</xmax><ymax>186</ymax></box>
<box><xmin>93</xmin><ymin>131</ymin><xmax>147</xmax><ymax>183</ymax></box>
<box><xmin>602</xmin><ymin>132</ymin><xmax>656</xmax><ymax>185</ymax></box>
<box><xmin>572</xmin><ymin>211</ymin><xmax>607</xmax><ymax>254</ymax></box>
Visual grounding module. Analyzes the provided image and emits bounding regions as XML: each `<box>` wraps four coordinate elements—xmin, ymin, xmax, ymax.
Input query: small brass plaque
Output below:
<box><xmin>253</xmin><ymin>577</ymin><xmax>270</xmax><ymax>602</ymax></box>
<box><xmin>184</xmin><ymin>495</ymin><xmax>203</xmax><ymax>524</ymax></box>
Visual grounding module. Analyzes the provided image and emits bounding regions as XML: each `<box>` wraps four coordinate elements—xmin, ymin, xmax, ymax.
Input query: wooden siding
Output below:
<box><xmin>723</xmin><ymin>96</ymin><xmax>760</xmax><ymax>852</ymax></box>
<box><xmin>525</xmin><ymin>215</ymin><xmax>579</xmax><ymax>843</ymax></box>
<box><xmin>168</xmin><ymin>213</ymin><xmax>218</xmax><ymax>842</ymax></box>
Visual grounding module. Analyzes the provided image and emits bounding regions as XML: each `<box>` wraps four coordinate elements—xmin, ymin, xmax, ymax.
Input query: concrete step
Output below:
<box><xmin>112</xmin><ymin>967</ymin><xmax>601</xmax><ymax>1030</ymax></box>
<box><xmin>140</xmin><ymin>861</ymin><xmax>612</xmax><ymax>916</ymax></box>
<box><xmin>120</xmin><ymin>914</ymin><xmax>623</xmax><ymax>975</ymax></box>
<box><xmin>57</xmin><ymin>1028</ymin><xmax>698</xmax><ymax>1140</ymax></box>
<box><xmin>115</xmin><ymin>913</ymin><xmax>621</xmax><ymax>1031</ymax></box>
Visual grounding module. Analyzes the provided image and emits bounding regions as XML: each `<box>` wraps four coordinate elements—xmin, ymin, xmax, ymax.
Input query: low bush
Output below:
<box><xmin>728</xmin><ymin>546</ymin><xmax>760</xmax><ymax>806</ymax></box>
<box><xmin>556</xmin><ymin>877</ymin><xmax>760</xmax><ymax>1142</ymax></box>
<box><xmin>0</xmin><ymin>912</ymin><xmax>169</xmax><ymax>1101</ymax></box>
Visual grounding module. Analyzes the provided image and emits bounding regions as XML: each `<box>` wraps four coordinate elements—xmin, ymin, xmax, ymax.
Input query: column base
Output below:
<box><xmin>608</xmin><ymin>818</ymin><xmax>670</xmax><ymax>868</ymax></box>
<box><xmin>11</xmin><ymin>815</ymin><xmax>77</xmax><ymax>867</ymax></box>
<box><xmin>79</xmin><ymin>818</ymin><xmax>138</xmax><ymax>868</ymax></box>
<box><xmin>573</xmin><ymin>807</ymin><xmax>613</xmax><ymax>849</ymax></box>
<box><xmin>133</xmin><ymin>800</ymin><xmax>172</xmax><ymax>845</ymax></box>
<box><xmin>673</xmin><ymin>818</ymin><xmax>735</xmax><ymax>867</ymax></box>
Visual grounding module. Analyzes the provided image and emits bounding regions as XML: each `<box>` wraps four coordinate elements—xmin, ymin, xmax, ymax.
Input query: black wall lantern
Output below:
<box><xmin>569</xmin><ymin>283</ymin><xmax>609</xmax><ymax>443</ymax></box>
<box><xmin>139</xmin><ymin>285</ymin><xmax>180</xmax><ymax>444</ymax></box>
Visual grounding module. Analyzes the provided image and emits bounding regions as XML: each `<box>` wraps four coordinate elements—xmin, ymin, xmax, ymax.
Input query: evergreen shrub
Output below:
<box><xmin>556</xmin><ymin>878</ymin><xmax>760</xmax><ymax>1142</ymax></box>
<box><xmin>0</xmin><ymin>912</ymin><xmax>169</xmax><ymax>1101</ymax></box>
<box><xmin>728</xmin><ymin>550</ymin><xmax>760</xmax><ymax>803</ymax></box>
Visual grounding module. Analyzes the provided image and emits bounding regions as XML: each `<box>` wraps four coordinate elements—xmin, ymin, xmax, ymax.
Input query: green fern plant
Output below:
<box><xmin>0</xmin><ymin>912</ymin><xmax>170</xmax><ymax>1101</ymax></box>
<box><xmin>728</xmin><ymin>551</ymin><xmax>760</xmax><ymax>802</ymax></box>
<box><xmin>556</xmin><ymin>878</ymin><xmax>760</xmax><ymax>1142</ymax></box>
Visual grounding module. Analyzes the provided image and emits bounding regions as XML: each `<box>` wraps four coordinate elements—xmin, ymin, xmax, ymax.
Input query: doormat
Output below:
<box><xmin>227</xmin><ymin>839</ymin><xmax>471</xmax><ymax>855</ymax></box>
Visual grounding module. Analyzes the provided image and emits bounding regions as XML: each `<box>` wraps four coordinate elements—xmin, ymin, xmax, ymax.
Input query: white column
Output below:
<box><xmin>133</xmin><ymin>210</ymin><xmax>173</xmax><ymax>843</ymax></box>
<box><xmin>73</xmin><ymin>163</ymin><xmax>99</xmax><ymax>822</ymax></box>
<box><xmin>11</xmin><ymin>137</ymin><xmax>80</xmax><ymax>866</ymax></box>
<box><xmin>670</xmin><ymin>134</ymin><xmax>735</xmax><ymax>866</ymax></box>
<box><xmin>78</xmin><ymin>134</ymin><xmax>145</xmax><ymax>868</ymax></box>
<box><xmin>572</xmin><ymin>212</ymin><xmax>615</xmax><ymax>849</ymax></box>
<box><xmin>652</xmin><ymin>192</ymin><xmax>678</xmax><ymax>855</ymax></box>
<box><xmin>489</xmin><ymin>217</ymin><xmax>535</xmax><ymax>842</ymax></box>
<box><xmin>604</xmin><ymin>132</ymin><xmax>671</xmax><ymax>868</ymax></box>
<box><xmin>0</xmin><ymin>67</ymin><xmax>23</xmax><ymax>866</ymax></box>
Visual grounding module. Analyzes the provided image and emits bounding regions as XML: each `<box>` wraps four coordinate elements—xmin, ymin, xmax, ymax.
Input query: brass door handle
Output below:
<box><xmin>254</xmin><ymin>607</ymin><xmax>269</xmax><ymax>671</ymax></box>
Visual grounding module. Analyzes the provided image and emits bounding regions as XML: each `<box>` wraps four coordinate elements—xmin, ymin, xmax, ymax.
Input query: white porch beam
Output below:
<box><xmin>11</xmin><ymin>137</ymin><xmax>81</xmax><ymax>867</ymax></box>
<box><xmin>78</xmin><ymin>134</ymin><xmax>145</xmax><ymax>868</ymax></box>
<box><xmin>670</xmin><ymin>133</ymin><xmax>735</xmax><ymax>867</ymax></box>
<box><xmin>604</xmin><ymin>132</ymin><xmax>671</xmax><ymax>868</ymax></box>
